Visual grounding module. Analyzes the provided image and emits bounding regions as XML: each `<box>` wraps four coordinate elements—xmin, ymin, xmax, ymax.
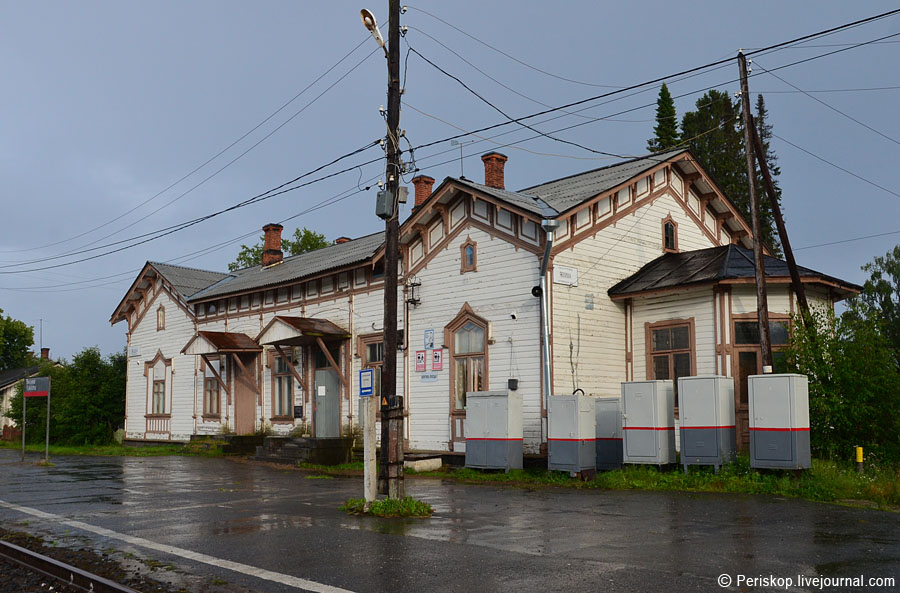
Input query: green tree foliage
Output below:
<box><xmin>785</xmin><ymin>307</ymin><xmax>900</xmax><ymax>463</ymax></box>
<box><xmin>647</xmin><ymin>83</ymin><xmax>679</xmax><ymax>152</ymax></box>
<box><xmin>844</xmin><ymin>245</ymin><xmax>900</xmax><ymax>365</ymax></box>
<box><xmin>0</xmin><ymin>309</ymin><xmax>34</xmax><ymax>371</ymax></box>
<box><xmin>228</xmin><ymin>227</ymin><xmax>330</xmax><ymax>271</ymax></box>
<box><xmin>680</xmin><ymin>90</ymin><xmax>781</xmax><ymax>254</ymax></box>
<box><xmin>4</xmin><ymin>347</ymin><xmax>126</xmax><ymax>445</ymax></box>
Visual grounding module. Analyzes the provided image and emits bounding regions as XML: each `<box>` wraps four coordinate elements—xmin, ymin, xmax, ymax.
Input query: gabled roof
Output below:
<box><xmin>522</xmin><ymin>148</ymin><xmax>688</xmax><ymax>214</ymax></box>
<box><xmin>188</xmin><ymin>232</ymin><xmax>384</xmax><ymax>302</ymax></box>
<box><xmin>0</xmin><ymin>365</ymin><xmax>41</xmax><ymax>390</ymax></box>
<box><xmin>452</xmin><ymin>178</ymin><xmax>559</xmax><ymax>218</ymax></box>
<box><xmin>608</xmin><ymin>244</ymin><xmax>862</xmax><ymax>299</ymax></box>
<box><xmin>147</xmin><ymin>262</ymin><xmax>229</xmax><ymax>299</ymax></box>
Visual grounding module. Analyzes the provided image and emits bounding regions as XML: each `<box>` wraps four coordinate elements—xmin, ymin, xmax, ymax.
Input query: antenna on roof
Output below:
<box><xmin>450</xmin><ymin>139</ymin><xmax>473</xmax><ymax>180</ymax></box>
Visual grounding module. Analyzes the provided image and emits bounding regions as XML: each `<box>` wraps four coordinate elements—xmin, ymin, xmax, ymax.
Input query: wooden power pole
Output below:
<box><xmin>738</xmin><ymin>51</ymin><xmax>773</xmax><ymax>369</ymax></box>
<box><xmin>750</xmin><ymin>122</ymin><xmax>811</xmax><ymax>319</ymax></box>
<box><xmin>379</xmin><ymin>0</ymin><xmax>404</xmax><ymax>498</ymax></box>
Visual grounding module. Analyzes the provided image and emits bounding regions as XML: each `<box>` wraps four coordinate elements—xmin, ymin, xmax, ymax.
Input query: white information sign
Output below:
<box><xmin>553</xmin><ymin>265</ymin><xmax>579</xmax><ymax>286</ymax></box>
<box><xmin>420</xmin><ymin>373</ymin><xmax>438</xmax><ymax>383</ymax></box>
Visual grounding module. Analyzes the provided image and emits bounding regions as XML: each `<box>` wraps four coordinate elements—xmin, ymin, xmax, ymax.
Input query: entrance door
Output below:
<box><xmin>314</xmin><ymin>369</ymin><xmax>340</xmax><ymax>438</ymax></box>
<box><xmin>233</xmin><ymin>353</ymin><xmax>259</xmax><ymax>435</ymax></box>
<box><xmin>734</xmin><ymin>349</ymin><xmax>759</xmax><ymax>452</ymax></box>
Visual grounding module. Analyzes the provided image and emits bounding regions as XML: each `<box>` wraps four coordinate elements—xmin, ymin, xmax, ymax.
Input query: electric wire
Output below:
<box><xmin>1</xmin><ymin>36</ymin><xmax>374</xmax><ymax>255</ymax></box>
<box><xmin>755</xmin><ymin>60</ymin><xmax>900</xmax><ymax>147</ymax></box>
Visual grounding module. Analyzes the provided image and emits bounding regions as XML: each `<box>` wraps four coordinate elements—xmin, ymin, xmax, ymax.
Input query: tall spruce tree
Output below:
<box><xmin>680</xmin><ymin>89</ymin><xmax>781</xmax><ymax>253</ymax></box>
<box><xmin>647</xmin><ymin>83</ymin><xmax>679</xmax><ymax>152</ymax></box>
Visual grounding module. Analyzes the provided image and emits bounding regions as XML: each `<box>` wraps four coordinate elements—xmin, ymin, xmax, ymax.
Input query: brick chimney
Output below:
<box><xmin>481</xmin><ymin>151</ymin><xmax>508</xmax><ymax>190</ymax></box>
<box><xmin>261</xmin><ymin>223</ymin><xmax>284</xmax><ymax>267</ymax></box>
<box><xmin>40</xmin><ymin>348</ymin><xmax>50</xmax><ymax>360</ymax></box>
<box><xmin>411</xmin><ymin>175</ymin><xmax>435</xmax><ymax>208</ymax></box>
<box><xmin>335</xmin><ymin>236</ymin><xmax>351</xmax><ymax>244</ymax></box>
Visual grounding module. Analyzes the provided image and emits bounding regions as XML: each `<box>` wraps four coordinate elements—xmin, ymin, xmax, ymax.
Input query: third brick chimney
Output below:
<box><xmin>412</xmin><ymin>175</ymin><xmax>435</xmax><ymax>208</ymax></box>
<box><xmin>481</xmin><ymin>151</ymin><xmax>508</xmax><ymax>190</ymax></box>
<box><xmin>40</xmin><ymin>347</ymin><xmax>50</xmax><ymax>360</ymax></box>
<box><xmin>261</xmin><ymin>223</ymin><xmax>284</xmax><ymax>267</ymax></box>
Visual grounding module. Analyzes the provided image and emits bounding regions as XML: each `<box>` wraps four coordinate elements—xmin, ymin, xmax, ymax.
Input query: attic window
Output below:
<box><xmin>460</xmin><ymin>237</ymin><xmax>477</xmax><ymax>273</ymax></box>
<box><xmin>662</xmin><ymin>216</ymin><xmax>678</xmax><ymax>253</ymax></box>
<box><xmin>372</xmin><ymin>261</ymin><xmax>384</xmax><ymax>281</ymax></box>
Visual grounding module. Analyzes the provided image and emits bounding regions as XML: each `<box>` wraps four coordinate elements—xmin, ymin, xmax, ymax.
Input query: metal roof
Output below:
<box><xmin>453</xmin><ymin>178</ymin><xmax>559</xmax><ymax>218</ymax></box>
<box><xmin>522</xmin><ymin>148</ymin><xmax>687</xmax><ymax>214</ymax></box>
<box><xmin>0</xmin><ymin>365</ymin><xmax>41</xmax><ymax>390</ymax></box>
<box><xmin>195</xmin><ymin>331</ymin><xmax>262</xmax><ymax>352</ymax></box>
<box><xmin>608</xmin><ymin>244</ymin><xmax>862</xmax><ymax>298</ymax></box>
<box><xmin>148</xmin><ymin>262</ymin><xmax>229</xmax><ymax>299</ymax></box>
<box><xmin>188</xmin><ymin>232</ymin><xmax>384</xmax><ymax>302</ymax></box>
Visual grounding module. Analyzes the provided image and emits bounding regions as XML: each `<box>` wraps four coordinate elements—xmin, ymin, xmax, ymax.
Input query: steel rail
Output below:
<box><xmin>0</xmin><ymin>538</ymin><xmax>141</xmax><ymax>593</ymax></box>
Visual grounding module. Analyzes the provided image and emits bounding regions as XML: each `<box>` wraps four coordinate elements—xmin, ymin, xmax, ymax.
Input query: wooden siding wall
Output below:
<box><xmin>551</xmin><ymin>183</ymin><xmax>722</xmax><ymax>398</ymax></box>
<box><xmin>406</xmin><ymin>223</ymin><xmax>543</xmax><ymax>453</ymax></box>
<box><xmin>125</xmin><ymin>284</ymin><xmax>196</xmax><ymax>441</ymax></box>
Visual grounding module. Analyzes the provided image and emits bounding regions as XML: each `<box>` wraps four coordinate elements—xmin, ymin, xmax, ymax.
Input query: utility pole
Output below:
<box><xmin>364</xmin><ymin>0</ymin><xmax>404</xmax><ymax>498</ymax></box>
<box><xmin>750</xmin><ymin>122</ymin><xmax>811</xmax><ymax>320</ymax></box>
<box><xmin>738</xmin><ymin>51</ymin><xmax>773</xmax><ymax>369</ymax></box>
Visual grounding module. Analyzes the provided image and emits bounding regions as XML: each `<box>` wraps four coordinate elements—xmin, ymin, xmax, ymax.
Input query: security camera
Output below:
<box><xmin>510</xmin><ymin>311</ymin><xmax>518</xmax><ymax>320</ymax></box>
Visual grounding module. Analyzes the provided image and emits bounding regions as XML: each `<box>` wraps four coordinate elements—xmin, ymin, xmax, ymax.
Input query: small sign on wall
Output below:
<box><xmin>424</xmin><ymin>329</ymin><xmax>435</xmax><ymax>350</ymax></box>
<box><xmin>553</xmin><ymin>265</ymin><xmax>579</xmax><ymax>286</ymax></box>
<box><xmin>421</xmin><ymin>373</ymin><xmax>438</xmax><ymax>383</ymax></box>
<box><xmin>293</xmin><ymin>405</ymin><xmax>303</xmax><ymax>418</ymax></box>
<box><xmin>432</xmin><ymin>349</ymin><xmax>443</xmax><ymax>371</ymax></box>
<box><xmin>415</xmin><ymin>351</ymin><xmax>426</xmax><ymax>372</ymax></box>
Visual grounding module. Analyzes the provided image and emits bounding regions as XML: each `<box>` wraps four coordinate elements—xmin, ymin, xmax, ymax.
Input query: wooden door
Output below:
<box><xmin>733</xmin><ymin>348</ymin><xmax>761</xmax><ymax>451</ymax></box>
<box><xmin>233</xmin><ymin>354</ymin><xmax>258</xmax><ymax>435</ymax></box>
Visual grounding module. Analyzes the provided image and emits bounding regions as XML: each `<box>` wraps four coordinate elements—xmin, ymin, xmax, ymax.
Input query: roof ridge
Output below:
<box><xmin>518</xmin><ymin>148</ymin><xmax>688</xmax><ymax>192</ymax></box>
<box><xmin>149</xmin><ymin>261</ymin><xmax>227</xmax><ymax>276</ymax></box>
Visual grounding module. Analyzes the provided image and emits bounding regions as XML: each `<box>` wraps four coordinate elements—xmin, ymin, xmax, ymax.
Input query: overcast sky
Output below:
<box><xmin>2</xmin><ymin>1</ymin><xmax>899</xmax><ymax>361</ymax></box>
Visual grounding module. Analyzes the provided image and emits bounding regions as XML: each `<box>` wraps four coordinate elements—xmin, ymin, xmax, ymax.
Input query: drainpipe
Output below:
<box><xmin>536</xmin><ymin>219</ymin><xmax>560</xmax><ymax>419</ymax></box>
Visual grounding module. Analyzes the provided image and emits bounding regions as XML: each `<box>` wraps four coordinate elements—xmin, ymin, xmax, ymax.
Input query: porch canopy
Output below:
<box><xmin>255</xmin><ymin>316</ymin><xmax>351</xmax><ymax>392</ymax></box>
<box><xmin>181</xmin><ymin>331</ymin><xmax>263</xmax><ymax>398</ymax></box>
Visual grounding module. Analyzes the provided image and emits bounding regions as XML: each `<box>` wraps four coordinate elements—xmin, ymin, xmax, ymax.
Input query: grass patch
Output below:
<box><xmin>409</xmin><ymin>456</ymin><xmax>900</xmax><ymax>510</ymax></box>
<box><xmin>341</xmin><ymin>496</ymin><xmax>433</xmax><ymax>518</ymax></box>
<box><xmin>0</xmin><ymin>440</ymin><xmax>222</xmax><ymax>458</ymax></box>
<box><xmin>298</xmin><ymin>461</ymin><xmax>364</xmax><ymax>471</ymax></box>
<box><xmin>305</xmin><ymin>474</ymin><xmax>334</xmax><ymax>480</ymax></box>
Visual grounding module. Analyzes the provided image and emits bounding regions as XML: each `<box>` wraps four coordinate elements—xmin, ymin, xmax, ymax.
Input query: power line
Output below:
<box><xmin>0</xmin><ymin>141</ymin><xmax>382</xmax><ymax>273</ymax></box>
<box><xmin>755</xmin><ymin>61</ymin><xmax>900</xmax><ymax>147</ymax></box>
<box><xmin>795</xmin><ymin>229</ymin><xmax>900</xmax><ymax>251</ymax></box>
<box><xmin>773</xmin><ymin>133</ymin><xmax>900</xmax><ymax>201</ymax></box>
<box><xmin>1</xmin><ymin>36</ymin><xmax>374</xmax><ymax>255</ymax></box>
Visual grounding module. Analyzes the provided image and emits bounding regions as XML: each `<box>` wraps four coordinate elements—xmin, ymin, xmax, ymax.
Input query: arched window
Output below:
<box><xmin>156</xmin><ymin>306</ymin><xmax>165</xmax><ymax>331</ymax></box>
<box><xmin>662</xmin><ymin>215</ymin><xmax>678</xmax><ymax>253</ymax></box>
<box><xmin>460</xmin><ymin>237</ymin><xmax>477</xmax><ymax>273</ymax></box>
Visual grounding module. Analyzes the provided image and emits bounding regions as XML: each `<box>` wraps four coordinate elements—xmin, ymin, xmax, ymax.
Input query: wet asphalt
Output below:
<box><xmin>0</xmin><ymin>450</ymin><xmax>898</xmax><ymax>593</ymax></box>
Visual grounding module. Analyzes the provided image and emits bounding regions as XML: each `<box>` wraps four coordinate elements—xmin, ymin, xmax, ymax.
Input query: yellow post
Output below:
<box><xmin>856</xmin><ymin>446</ymin><xmax>863</xmax><ymax>474</ymax></box>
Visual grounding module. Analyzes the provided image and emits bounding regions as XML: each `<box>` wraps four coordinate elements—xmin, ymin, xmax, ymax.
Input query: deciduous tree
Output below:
<box><xmin>228</xmin><ymin>227</ymin><xmax>330</xmax><ymax>271</ymax></box>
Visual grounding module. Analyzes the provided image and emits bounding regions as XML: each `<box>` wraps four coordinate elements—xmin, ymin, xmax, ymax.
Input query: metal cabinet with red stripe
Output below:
<box><xmin>678</xmin><ymin>376</ymin><xmax>736</xmax><ymax>473</ymax></box>
<box><xmin>748</xmin><ymin>374</ymin><xmax>810</xmax><ymax>469</ymax></box>
<box><xmin>465</xmin><ymin>390</ymin><xmax>523</xmax><ymax>470</ymax></box>
<box><xmin>595</xmin><ymin>396</ymin><xmax>623</xmax><ymax>470</ymax></box>
<box><xmin>548</xmin><ymin>394</ymin><xmax>596</xmax><ymax>473</ymax></box>
<box><xmin>621</xmin><ymin>381</ymin><xmax>676</xmax><ymax>465</ymax></box>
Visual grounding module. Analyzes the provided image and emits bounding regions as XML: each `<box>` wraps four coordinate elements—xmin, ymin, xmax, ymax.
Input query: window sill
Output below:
<box><xmin>270</xmin><ymin>416</ymin><xmax>294</xmax><ymax>424</ymax></box>
<box><xmin>145</xmin><ymin>414</ymin><xmax>171</xmax><ymax>419</ymax></box>
<box><xmin>201</xmin><ymin>415</ymin><xmax>221</xmax><ymax>422</ymax></box>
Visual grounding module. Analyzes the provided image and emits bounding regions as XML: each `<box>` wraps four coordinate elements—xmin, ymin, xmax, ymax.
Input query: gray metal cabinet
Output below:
<box><xmin>621</xmin><ymin>381</ymin><xmax>676</xmax><ymax>465</ymax></box>
<box><xmin>748</xmin><ymin>374</ymin><xmax>810</xmax><ymax>469</ymax></box>
<box><xmin>465</xmin><ymin>390</ymin><xmax>524</xmax><ymax>470</ymax></box>
<box><xmin>678</xmin><ymin>376</ymin><xmax>736</xmax><ymax>472</ymax></box>
<box><xmin>548</xmin><ymin>394</ymin><xmax>596</xmax><ymax>472</ymax></box>
<box><xmin>595</xmin><ymin>396</ymin><xmax>623</xmax><ymax>470</ymax></box>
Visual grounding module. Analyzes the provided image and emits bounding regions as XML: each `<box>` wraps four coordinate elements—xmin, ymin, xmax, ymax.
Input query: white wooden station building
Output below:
<box><xmin>110</xmin><ymin>148</ymin><xmax>858</xmax><ymax>453</ymax></box>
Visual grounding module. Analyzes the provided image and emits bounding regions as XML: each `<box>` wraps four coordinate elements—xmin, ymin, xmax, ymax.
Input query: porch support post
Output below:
<box><xmin>316</xmin><ymin>337</ymin><xmax>349</xmax><ymax>391</ymax></box>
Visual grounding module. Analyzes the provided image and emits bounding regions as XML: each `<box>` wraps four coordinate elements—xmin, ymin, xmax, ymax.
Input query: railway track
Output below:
<box><xmin>0</xmin><ymin>539</ymin><xmax>140</xmax><ymax>593</ymax></box>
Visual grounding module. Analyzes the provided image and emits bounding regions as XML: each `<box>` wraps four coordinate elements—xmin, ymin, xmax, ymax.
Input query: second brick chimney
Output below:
<box><xmin>40</xmin><ymin>347</ymin><xmax>50</xmax><ymax>360</ymax></box>
<box><xmin>261</xmin><ymin>223</ymin><xmax>284</xmax><ymax>267</ymax></box>
<box><xmin>335</xmin><ymin>236</ymin><xmax>351</xmax><ymax>244</ymax></box>
<box><xmin>481</xmin><ymin>151</ymin><xmax>508</xmax><ymax>190</ymax></box>
<box><xmin>411</xmin><ymin>175</ymin><xmax>435</xmax><ymax>208</ymax></box>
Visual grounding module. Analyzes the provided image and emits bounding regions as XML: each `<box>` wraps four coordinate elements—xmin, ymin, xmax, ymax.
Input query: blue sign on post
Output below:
<box><xmin>359</xmin><ymin>368</ymin><xmax>374</xmax><ymax>397</ymax></box>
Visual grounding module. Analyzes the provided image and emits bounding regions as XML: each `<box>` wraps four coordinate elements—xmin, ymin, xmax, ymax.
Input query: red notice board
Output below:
<box><xmin>24</xmin><ymin>377</ymin><xmax>50</xmax><ymax>398</ymax></box>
